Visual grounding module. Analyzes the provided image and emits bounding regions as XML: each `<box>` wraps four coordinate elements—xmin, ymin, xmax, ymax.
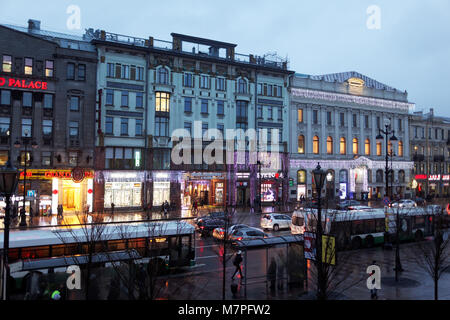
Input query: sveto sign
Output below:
<box><xmin>0</xmin><ymin>77</ymin><xmax>48</xmax><ymax>90</ymax></box>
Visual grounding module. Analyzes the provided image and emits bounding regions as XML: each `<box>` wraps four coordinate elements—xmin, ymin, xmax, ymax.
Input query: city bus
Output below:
<box><xmin>0</xmin><ymin>220</ymin><xmax>196</xmax><ymax>278</ymax></box>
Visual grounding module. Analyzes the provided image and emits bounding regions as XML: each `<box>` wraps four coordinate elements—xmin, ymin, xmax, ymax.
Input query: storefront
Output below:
<box><xmin>236</xmin><ymin>172</ymin><xmax>250</xmax><ymax>206</ymax></box>
<box><xmin>18</xmin><ymin>169</ymin><xmax>94</xmax><ymax>214</ymax></box>
<box><xmin>443</xmin><ymin>175</ymin><xmax>450</xmax><ymax>196</ymax></box>
<box><xmin>152</xmin><ymin>172</ymin><xmax>171</xmax><ymax>206</ymax></box>
<box><xmin>259</xmin><ymin>172</ymin><xmax>283</xmax><ymax>203</ymax></box>
<box><xmin>296</xmin><ymin>170</ymin><xmax>306</xmax><ymax>201</ymax></box>
<box><xmin>182</xmin><ymin>172</ymin><xmax>226</xmax><ymax>206</ymax></box>
<box><xmin>103</xmin><ymin>171</ymin><xmax>144</xmax><ymax>209</ymax></box>
<box><xmin>338</xmin><ymin>169</ymin><xmax>348</xmax><ymax>200</ymax></box>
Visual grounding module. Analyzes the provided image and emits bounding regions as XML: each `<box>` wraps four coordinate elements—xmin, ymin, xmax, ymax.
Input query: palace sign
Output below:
<box><xmin>19</xmin><ymin>169</ymin><xmax>94</xmax><ymax>181</ymax></box>
<box><xmin>0</xmin><ymin>77</ymin><xmax>48</xmax><ymax>90</ymax></box>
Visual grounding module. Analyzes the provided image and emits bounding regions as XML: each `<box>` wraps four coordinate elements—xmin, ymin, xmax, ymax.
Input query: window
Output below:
<box><xmin>365</xmin><ymin>139</ymin><xmax>370</xmax><ymax>155</ymax></box>
<box><xmin>267</xmin><ymin>85</ymin><xmax>272</xmax><ymax>97</ymax></box>
<box><xmin>313</xmin><ymin>136</ymin><xmax>319</xmax><ymax>154</ymax></box>
<box><xmin>435</xmin><ymin>128</ymin><xmax>438</xmax><ymax>140</ymax></box>
<box><xmin>217</xmin><ymin>100</ymin><xmax>224</xmax><ymax>115</ymax></box>
<box><xmin>217</xmin><ymin>123</ymin><xmax>224</xmax><ymax>138</ymax></box>
<box><xmin>327</xmin><ymin>112</ymin><xmax>332</xmax><ymax>125</ymax></box>
<box><xmin>107</xmin><ymin>63</ymin><xmax>115</xmax><ymax>77</ymax></box>
<box><xmin>277</xmin><ymin>107</ymin><xmax>282</xmax><ymax>121</ymax></box>
<box><xmin>23</xmin><ymin>92</ymin><xmax>32</xmax><ymax>107</ymax></box>
<box><xmin>398</xmin><ymin>119</ymin><xmax>402</xmax><ymax>131</ymax></box>
<box><xmin>121</xmin><ymin>65</ymin><xmax>129</xmax><ymax>79</ymax></box>
<box><xmin>184</xmin><ymin>122</ymin><xmax>192</xmax><ymax>136</ymax></box>
<box><xmin>365</xmin><ymin>115</ymin><xmax>369</xmax><ymax>129</ymax></box>
<box><xmin>155</xmin><ymin>92</ymin><xmax>170</xmax><ymax>112</ymax></box>
<box><xmin>157</xmin><ymin>67</ymin><xmax>169</xmax><ymax>84</ymax></box>
<box><xmin>257</xmin><ymin>83</ymin><xmax>262</xmax><ymax>95</ymax></box>
<box><xmin>155</xmin><ymin>117</ymin><xmax>169</xmax><ymax>137</ymax></box>
<box><xmin>216</xmin><ymin>78</ymin><xmax>225</xmax><ymax>91</ymax></box>
<box><xmin>184</xmin><ymin>97</ymin><xmax>192</xmax><ymax>112</ymax></box>
<box><xmin>200</xmin><ymin>75</ymin><xmax>210</xmax><ymax>89</ymax></box>
<box><xmin>135</xmin><ymin>119</ymin><xmax>143</xmax><ymax>136</ymax></box>
<box><xmin>313</xmin><ymin>110</ymin><xmax>318</xmax><ymax>124</ymax></box>
<box><xmin>136</xmin><ymin>92</ymin><xmax>143</xmax><ymax>108</ymax></box>
<box><xmin>70</xmin><ymin>96</ymin><xmax>79</xmax><ymax>111</ymax></box>
<box><xmin>340</xmin><ymin>137</ymin><xmax>346</xmax><ymax>155</ymax></box>
<box><xmin>340</xmin><ymin>113</ymin><xmax>345</xmax><ymax>126</ymax></box>
<box><xmin>137</xmin><ymin>67</ymin><xmax>144</xmax><ymax>81</ymax></box>
<box><xmin>298</xmin><ymin>108</ymin><xmax>303</xmax><ymax>123</ymax></box>
<box><xmin>153</xmin><ymin>149</ymin><xmax>170</xmax><ymax>170</ymax></box>
<box><xmin>42</xmin><ymin>152</ymin><xmax>51</xmax><ymax>166</ymax></box>
<box><xmin>236</xmin><ymin>101</ymin><xmax>248</xmax><ymax>118</ymax></box>
<box><xmin>43</xmin><ymin>94</ymin><xmax>53</xmax><ymax>109</ymax></box>
<box><xmin>20</xmin><ymin>152</ymin><xmax>31</xmax><ymax>167</ymax></box>
<box><xmin>298</xmin><ymin>135</ymin><xmax>305</xmax><ymax>154</ymax></box>
<box><xmin>22</xmin><ymin>119</ymin><xmax>32</xmax><ymax>137</ymax></box>
<box><xmin>327</xmin><ymin>136</ymin><xmax>333</xmax><ymax>154</ymax></box>
<box><xmin>414</xmin><ymin>126</ymin><xmax>418</xmax><ymax>138</ymax></box>
<box><xmin>45</xmin><ymin>60</ymin><xmax>54</xmax><ymax>77</ymax></box>
<box><xmin>376</xmin><ymin>170</ymin><xmax>383</xmax><ymax>183</ymax></box>
<box><xmin>352</xmin><ymin>114</ymin><xmax>357</xmax><ymax>128</ymax></box>
<box><xmin>0</xmin><ymin>117</ymin><xmax>10</xmax><ymax>135</ymax></box>
<box><xmin>257</xmin><ymin>105</ymin><xmax>263</xmax><ymax>118</ymax></box>
<box><xmin>42</xmin><ymin>120</ymin><xmax>52</xmax><ymax>136</ymax></box>
<box><xmin>67</xmin><ymin>63</ymin><xmax>75</xmax><ymax>79</ymax></box>
<box><xmin>1</xmin><ymin>90</ymin><xmax>11</xmax><ymax>105</ymax></box>
<box><xmin>105</xmin><ymin>117</ymin><xmax>113</xmax><ymax>135</ymax></box>
<box><xmin>69</xmin><ymin>121</ymin><xmax>79</xmax><ymax>137</ymax></box>
<box><xmin>106</xmin><ymin>89</ymin><xmax>114</xmax><ymax>105</ymax></box>
<box><xmin>238</xmin><ymin>78</ymin><xmax>247</xmax><ymax>94</ymax></box>
<box><xmin>202</xmin><ymin>123</ymin><xmax>208</xmax><ymax>137</ymax></box>
<box><xmin>201</xmin><ymin>99</ymin><xmax>208</xmax><ymax>114</ymax></box>
<box><xmin>24</xmin><ymin>58</ymin><xmax>33</xmax><ymax>75</ymax></box>
<box><xmin>2</xmin><ymin>55</ymin><xmax>12</xmax><ymax>73</ymax></box>
<box><xmin>376</xmin><ymin>116</ymin><xmax>380</xmax><ymax>129</ymax></box>
<box><xmin>130</xmin><ymin>65</ymin><xmax>136</xmax><ymax>80</ymax></box>
<box><xmin>267</xmin><ymin>106</ymin><xmax>273</xmax><ymax>119</ymax></box>
<box><xmin>183</xmin><ymin>73</ymin><xmax>193</xmax><ymax>87</ymax></box>
<box><xmin>352</xmin><ymin>138</ymin><xmax>358</xmax><ymax>154</ymax></box>
<box><xmin>422</xmin><ymin>127</ymin><xmax>425</xmax><ymax>138</ymax></box>
<box><xmin>398</xmin><ymin>141</ymin><xmax>403</xmax><ymax>157</ymax></box>
<box><xmin>376</xmin><ymin>141</ymin><xmax>382</xmax><ymax>156</ymax></box>
<box><xmin>69</xmin><ymin>152</ymin><xmax>78</xmax><ymax>166</ymax></box>
<box><xmin>120</xmin><ymin>118</ymin><xmax>128</xmax><ymax>135</ymax></box>
<box><xmin>297</xmin><ymin>170</ymin><xmax>306</xmax><ymax>184</ymax></box>
<box><xmin>78</xmin><ymin>64</ymin><xmax>86</xmax><ymax>81</ymax></box>
<box><xmin>121</xmin><ymin>91</ymin><xmax>129</xmax><ymax>107</ymax></box>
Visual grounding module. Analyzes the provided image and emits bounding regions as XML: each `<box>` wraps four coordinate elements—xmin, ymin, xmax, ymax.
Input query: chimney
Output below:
<box><xmin>28</xmin><ymin>19</ymin><xmax>41</xmax><ymax>32</ymax></box>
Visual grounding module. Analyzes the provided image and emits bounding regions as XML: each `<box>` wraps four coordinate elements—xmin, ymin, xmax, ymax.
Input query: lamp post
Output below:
<box><xmin>312</xmin><ymin>163</ymin><xmax>326</xmax><ymax>300</ymax></box>
<box><xmin>376</xmin><ymin>120</ymin><xmax>403</xmax><ymax>280</ymax></box>
<box><xmin>257</xmin><ymin>160</ymin><xmax>262</xmax><ymax>214</ymax></box>
<box><xmin>14</xmin><ymin>131</ymin><xmax>38</xmax><ymax>227</ymax></box>
<box><xmin>0</xmin><ymin>160</ymin><xmax>19</xmax><ymax>300</ymax></box>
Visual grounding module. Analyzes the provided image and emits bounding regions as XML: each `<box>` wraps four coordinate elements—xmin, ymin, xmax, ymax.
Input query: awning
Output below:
<box><xmin>21</xmin><ymin>250</ymin><xmax>141</xmax><ymax>272</ymax></box>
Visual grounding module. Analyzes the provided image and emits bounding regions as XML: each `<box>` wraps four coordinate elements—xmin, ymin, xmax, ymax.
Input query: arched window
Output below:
<box><xmin>365</xmin><ymin>138</ymin><xmax>370</xmax><ymax>155</ymax></box>
<box><xmin>340</xmin><ymin>137</ymin><xmax>346</xmax><ymax>155</ymax></box>
<box><xmin>376</xmin><ymin>141</ymin><xmax>382</xmax><ymax>156</ymax></box>
<box><xmin>327</xmin><ymin>136</ymin><xmax>333</xmax><ymax>154</ymax></box>
<box><xmin>238</xmin><ymin>78</ymin><xmax>247</xmax><ymax>94</ymax></box>
<box><xmin>313</xmin><ymin>136</ymin><xmax>319</xmax><ymax>154</ymax></box>
<box><xmin>157</xmin><ymin>67</ymin><xmax>169</xmax><ymax>84</ymax></box>
<box><xmin>398</xmin><ymin>141</ymin><xmax>403</xmax><ymax>157</ymax></box>
<box><xmin>298</xmin><ymin>135</ymin><xmax>305</xmax><ymax>154</ymax></box>
<box><xmin>352</xmin><ymin>138</ymin><xmax>358</xmax><ymax>155</ymax></box>
<box><xmin>376</xmin><ymin>169</ymin><xmax>384</xmax><ymax>183</ymax></box>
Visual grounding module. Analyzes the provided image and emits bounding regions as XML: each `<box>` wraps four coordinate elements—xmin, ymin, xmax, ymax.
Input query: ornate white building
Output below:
<box><xmin>288</xmin><ymin>72</ymin><xmax>415</xmax><ymax>201</ymax></box>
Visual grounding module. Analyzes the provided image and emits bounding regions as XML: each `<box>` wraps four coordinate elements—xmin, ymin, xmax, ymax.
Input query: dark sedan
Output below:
<box><xmin>196</xmin><ymin>219</ymin><xmax>226</xmax><ymax>237</ymax></box>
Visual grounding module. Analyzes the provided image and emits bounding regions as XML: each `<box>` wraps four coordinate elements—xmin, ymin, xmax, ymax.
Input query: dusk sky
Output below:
<box><xmin>3</xmin><ymin>0</ymin><xmax>449</xmax><ymax>116</ymax></box>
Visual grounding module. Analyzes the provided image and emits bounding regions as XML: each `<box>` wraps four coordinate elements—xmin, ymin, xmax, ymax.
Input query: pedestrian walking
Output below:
<box><xmin>267</xmin><ymin>258</ymin><xmax>277</xmax><ymax>291</ymax></box>
<box><xmin>111</xmin><ymin>202</ymin><xmax>115</xmax><ymax>216</ymax></box>
<box><xmin>163</xmin><ymin>200</ymin><xmax>169</xmax><ymax>218</ymax></box>
<box><xmin>231</xmin><ymin>250</ymin><xmax>244</xmax><ymax>280</ymax></box>
<box><xmin>57</xmin><ymin>205</ymin><xmax>64</xmax><ymax>219</ymax></box>
<box><xmin>192</xmin><ymin>200</ymin><xmax>198</xmax><ymax>215</ymax></box>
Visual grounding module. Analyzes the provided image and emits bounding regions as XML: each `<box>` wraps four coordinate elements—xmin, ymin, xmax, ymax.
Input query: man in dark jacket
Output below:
<box><xmin>231</xmin><ymin>251</ymin><xmax>244</xmax><ymax>280</ymax></box>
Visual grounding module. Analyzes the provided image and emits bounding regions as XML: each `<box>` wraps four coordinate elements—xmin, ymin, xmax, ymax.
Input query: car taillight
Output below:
<box><xmin>237</xmin><ymin>237</ymin><xmax>243</xmax><ymax>241</ymax></box>
<box><xmin>200</xmin><ymin>226</ymin><xmax>204</xmax><ymax>229</ymax></box>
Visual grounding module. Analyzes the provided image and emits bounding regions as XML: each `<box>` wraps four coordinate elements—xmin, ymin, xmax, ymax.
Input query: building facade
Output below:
<box><xmin>288</xmin><ymin>72</ymin><xmax>415</xmax><ymax>202</ymax></box>
<box><xmin>0</xmin><ymin>20</ymin><xmax>97</xmax><ymax>215</ymax></box>
<box><xmin>409</xmin><ymin>109</ymin><xmax>450</xmax><ymax>198</ymax></box>
<box><xmin>88</xmin><ymin>30</ymin><xmax>293</xmax><ymax>212</ymax></box>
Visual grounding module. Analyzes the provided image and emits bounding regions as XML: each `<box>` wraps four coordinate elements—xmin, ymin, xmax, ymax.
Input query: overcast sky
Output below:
<box><xmin>3</xmin><ymin>0</ymin><xmax>449</xmax><ymax>116</ymax></box>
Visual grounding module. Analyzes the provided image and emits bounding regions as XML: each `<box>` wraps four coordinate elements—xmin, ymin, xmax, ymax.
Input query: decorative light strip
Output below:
<box><xmin>290</xmin><ymin>88</ymin><xmax>414</xmax><ymax>112</ymax></box>
<box><xmin>290</xmin><ymin>157</ymin><xmax>414</xmax><ymax>171</ymax></box>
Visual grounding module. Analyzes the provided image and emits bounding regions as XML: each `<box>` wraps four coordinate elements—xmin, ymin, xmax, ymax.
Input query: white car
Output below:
<box><xmin>260</xmin><ymin>213</ymin><xmax>292</xmax><ymax>231</ymax></box>
<box><xmin>212</xmin><ymin>224</ymin><xmax>251</xmax><ymax>241</ymax></box>
<box><xmin>391</xmin><ymin>199</ymin><xmax>417</xmax><ymax>208</ymax></box>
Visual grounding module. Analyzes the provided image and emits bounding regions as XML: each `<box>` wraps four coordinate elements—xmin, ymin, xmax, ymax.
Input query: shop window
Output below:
<box><xmin>297</xmin><ymin>170</ymin><xmax>306</xmax><ymax>184</ymax></box>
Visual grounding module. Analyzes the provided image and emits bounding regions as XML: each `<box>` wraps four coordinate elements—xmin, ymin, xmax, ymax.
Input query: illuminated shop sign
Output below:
<box><xmin>415</xmin><ymin>175</ymin><xmax>427</xmax><ymax>180</ymax></box>
<box><xmin>429</xmin><ymin>175</ymin><xmax>441</xmax><ymax>181</ymax></box>
<box><xmin>19</xmin><ymin>169</ymin><xmax>94</xmax><ymax>180</ymax></box>
<box><xmin>110</xmin><ymin>172</ymin><xmax>138</xmax><ymax>179</ymax></box>
<box><xmin>258</xmin><ymin>172</ymin><xmax>284</xmax><ymax>179</ymax></box>
<box><xmin>0</xmin><ymin>77</ymin><xmax>48</xmax><ymax>90</ymax></box>
<box><xmin>442</xmin><ymin>175</ymin><xmax>450</xmax><ymax>181</ymax></box>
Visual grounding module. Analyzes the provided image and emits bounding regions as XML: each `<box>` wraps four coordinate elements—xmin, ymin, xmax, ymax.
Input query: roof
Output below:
<box><xmin>171</xmin><ymin>33</ymin><xmax>237</xmax><ymax>48</ymax></box>
<box><xmin>232</xmin><ymin>235</ymin><xmax>303</xmax><ymax>249</ymax></box>
<box><xmin>1</xmin><ymin>23</ymin><xmax>96</xmax><ymax>52</ymax></box>
<box><xmin>305</xmin><ymin>71</ymin><xmax>400</xmax><ymax>92</ymax></box>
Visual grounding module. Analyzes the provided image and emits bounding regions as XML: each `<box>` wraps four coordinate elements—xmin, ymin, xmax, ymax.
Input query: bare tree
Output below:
<box><xmin>411</xmin><ymin>206</ymin><xmax>450</xmax><ymax>300</ymax></box>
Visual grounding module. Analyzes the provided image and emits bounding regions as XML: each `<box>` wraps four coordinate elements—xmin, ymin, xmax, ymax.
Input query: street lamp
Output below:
<box><xmin>14</xmin><ymin>131</ymin><xmax>38</xmax><ymax>227</ymax></box>
<box><xmin>0</xmin><ymin>159</ymin><xmax>19</xmax><ymax>300</ymax></box>
<box><xmin>376</xmin><ymin>120</ymin><xmax>397</xmax><ymax>201</ymax></box>
<box><xmin>312</xmin><ymin>163</ymin><xmax>326</xmax><ymax>300</ymax></box>
<box><xmin>257</xmin><ymin>160</ymin><xmax>262</xmax><ymax>214</ymax></box>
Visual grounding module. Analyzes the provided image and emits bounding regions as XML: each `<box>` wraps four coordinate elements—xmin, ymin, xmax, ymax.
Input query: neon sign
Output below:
<box><xmin>0</xmin><ymin>77</ymin><xmax>48</xmax><ymax>90</ymax></box>
<box><xmin>415</xmin><ymin>175</ymin><xmax>427</xmax><ymax>180</ymax></box>
<box><xmin>429</xmin><ymin>175</ymin><xmax>441</xmax><ymax>181</ymax></box>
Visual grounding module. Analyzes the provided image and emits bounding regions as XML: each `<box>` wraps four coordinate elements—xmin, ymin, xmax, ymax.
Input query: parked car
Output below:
<box><xmin>425</xmin><ymin>204</ymin><xmax>443</xmax><ymax>214</ymax></box>
<box><xmin>336</xmin><ymin>200</ymin><xmax>361</xmax><ymax>210</ymax></box>
<box><xmin>260</xmin><ymin>213</ymin><xmax>292</xmax><ymax>231</ymax></box>
<box><xmin>212</xmin><ymin>224</ymin><xmax>251</xmax><ymax>241</ymax></box>
<box><xmin>196</xmin><ymin>219</ymin><xmax>226</xmax><ymax>237</ymax></box>
<box><xmin>415</xmin><ymin>197</ymin><xmax>426</xmax><ymax>206</ymax></box>
<box><xmin>390</xmin><ymin>199</ymin><xmax>417</xmax><ymax>208</ymax></box>
<box><xmin>228</xmin><ymin>227</ymin><xmax>269</xmax><ymax>241</ymax></box>
<box><xmin>195</xmin><ymin>211</ymin><xmax>232</xmax><ymax>224</ymax></box>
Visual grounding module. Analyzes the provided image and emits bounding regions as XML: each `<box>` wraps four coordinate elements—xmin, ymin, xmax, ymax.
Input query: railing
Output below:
<box><xmin>103</xmin><ymin>31</ymin><xmax>147</xmax><ymax>47</ymax></box>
